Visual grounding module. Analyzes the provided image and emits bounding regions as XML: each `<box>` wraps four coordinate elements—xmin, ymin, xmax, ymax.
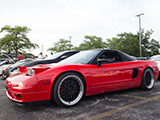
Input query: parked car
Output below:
<box><xmin>2</xmin><ymin>50</ymin><xmax>80</xmax><ymax>79</ymax></box>
<box><xmin>136</xmin><ymin>57</ymin><xmax>149</xmax><ymax>60</ymax></box>
<box><xmin>0</xmin><ymin>53</ymin><xmax>15</xmax><ymax>76</ymax></box>
<box><xmin>2</xmin><ymin>58</ymin><xmax>34</xmax><ymax>79</ymax></box>
<box><xmin>0</xmin><ymin>64</ymin><xmax>11</xmax><ymax>76</ymax></box>
<box><xmin>150</xmin><ymin>55</ymin><xmax>160</xmax><ymax>79</ymax></box>
<box><xmin>0</xmin><ymin>53</ymin><xmax>15</xmax><ymax>66</ymax></box>
<box><xmin>150</xmin><ymin>55</ymin><xmax>160</xmax><ymax>70</ymax></box>
<box><xmin>5</xmin><ymin>49</ymin><xmax>159</xmax><ymax>107</ymax></box>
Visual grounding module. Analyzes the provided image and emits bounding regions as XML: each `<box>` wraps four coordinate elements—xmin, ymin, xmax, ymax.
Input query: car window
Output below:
<box><xmin>95</xmin><ymin>52</ymin><xmax>123</xmax><ymax>64</ymax></box>
<box><xmin>10</xmin><ymin>59</ymin><xmax>33</xmax><ymax>68</ymax></box>
<box><xmin>101</xmin><ymin>52</ymin><xmax>122</xmax><ymax>62</ymax></box>
<box><xmin>57</xmin><ymin>50</ymin><xmax>100</xmax><ymax>65</ymax></box>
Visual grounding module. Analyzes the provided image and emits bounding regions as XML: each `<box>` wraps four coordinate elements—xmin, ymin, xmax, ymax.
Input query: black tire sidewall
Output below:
<box><xmin>140</xmin><ymin>68</ymin><xmax>155</xmax><ymax>90</ymax></box>
<box><xmin>52</xmin><ymin>72</ymin><xmax>85</xmax><ymax>107</ymax></box>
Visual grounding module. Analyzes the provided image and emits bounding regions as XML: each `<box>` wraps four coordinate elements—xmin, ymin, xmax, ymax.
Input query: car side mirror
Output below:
<box><xmin>97</xmin><ymin>59</ymin><xmax>109</xmax><ymax>67</ymax></box>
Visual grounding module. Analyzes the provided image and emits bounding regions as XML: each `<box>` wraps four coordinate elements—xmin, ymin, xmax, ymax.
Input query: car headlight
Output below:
<box><xmin>27</xmin><ymin>69</ymin><xmax>35</xmax><ymax>76</ymax></box>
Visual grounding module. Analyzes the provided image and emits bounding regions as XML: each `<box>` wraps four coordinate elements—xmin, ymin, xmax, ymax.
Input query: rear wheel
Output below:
<box><xmin>140</xmin><ymin>68</ymin><xmax>155</xmax><ymax>90</ymax></box>
<box><xmin>52</xmin><ymin>72</ymin><xmax>85</xmax><ymax>107</ymax></box>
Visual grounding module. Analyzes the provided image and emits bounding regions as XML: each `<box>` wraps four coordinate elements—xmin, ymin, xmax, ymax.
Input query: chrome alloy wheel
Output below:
<box><xmin>144</xmin><ymin>69</ymin><xmax>154</xmax><ymax>89</ymax></box>
<box><xmin>57</xmin><ymin>75</ymin><xmax>84</xmax><ymax>106</ymax></box>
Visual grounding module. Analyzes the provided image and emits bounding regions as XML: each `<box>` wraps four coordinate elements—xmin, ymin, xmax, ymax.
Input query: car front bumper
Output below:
<box><xmin>6</xmin><ymin>86</ymin><xmax>50</xmax><ymax>104</ymax></box>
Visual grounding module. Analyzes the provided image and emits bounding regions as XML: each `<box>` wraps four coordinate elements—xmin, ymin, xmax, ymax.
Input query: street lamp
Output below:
<box><xmin>69</xmin><ymin>36</ymin><xmax>72</xmax><ymax>49</ymax></box>
<box><xmin>41</xmin><ymin>45</ymin><xmax>43</xmax><ymax>54</ymax></box>
<box><xmin>135</xmin><ymin>13</ymin><xmax>144</xmax><ymax>57</ymax></box>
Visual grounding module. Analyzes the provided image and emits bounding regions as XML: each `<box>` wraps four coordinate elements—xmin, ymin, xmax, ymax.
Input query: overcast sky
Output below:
<box><xmin>0</xmin><ymin>0</ymin><xmax>160</xmax><ymax>55</ymax></box>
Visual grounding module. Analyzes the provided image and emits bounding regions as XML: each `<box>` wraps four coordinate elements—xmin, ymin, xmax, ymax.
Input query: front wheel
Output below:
<box><xmin>52</xmin><ymin>72</ymin><xmax>85</xmax><ymax>107</ymax></box>
<box><xmin>140</xmin><ymin>68</ymin><xmax>155</xmax><ymax>90</ymax></box>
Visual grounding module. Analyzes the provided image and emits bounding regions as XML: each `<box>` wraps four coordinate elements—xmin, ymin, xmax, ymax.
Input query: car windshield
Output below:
<box><xmin>45</xmin><ymin>51</ymin><xmax>66</xmax><ymax>60</ymax></box>
<box><xmin>57</xmin><ymin>50</ymin><xmax>100</xmax><ymax>65</ymax></box>
<box><xmin>150</xmin><ymin>55</ymin><xmax>160</xmax><ymax>60</ymax></box>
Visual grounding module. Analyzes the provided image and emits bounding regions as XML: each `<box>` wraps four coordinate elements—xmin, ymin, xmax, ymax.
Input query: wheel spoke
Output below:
<box><xmin>145</xmin><ymin>71</ymin><xmax>152</xmax><ymax>86</ymax></box>
<box><xmin>57</xmin><ymin>74</ymin><xmax>84</xmax><ymax>106</ymax></box>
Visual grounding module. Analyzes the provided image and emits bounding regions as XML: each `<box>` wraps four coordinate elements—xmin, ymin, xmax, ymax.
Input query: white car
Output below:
<box><xmin>0</xmin><ymin>64</ymin><xmax>11</xmax><ymax>76</ymax></box>
<box><xmin>150</xmin><ymin>55</ymin><xmax>160</xmax><ymax>70</ymax></box>
<box><xmin>0</xmin><ymin>53</ymin><xmax>15</xmax><ymax>76</ymax></box>
<box><xmin>150</xmin><ymin>55</ymin><xmax>160</xmax><ymax>79</ymax></box>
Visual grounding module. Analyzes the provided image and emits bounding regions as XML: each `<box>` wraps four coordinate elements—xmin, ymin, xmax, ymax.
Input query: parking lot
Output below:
<box><xmin>1</xmin><ymin>76</ymin><xmax>160</xmax><ymax>120</ymax></box>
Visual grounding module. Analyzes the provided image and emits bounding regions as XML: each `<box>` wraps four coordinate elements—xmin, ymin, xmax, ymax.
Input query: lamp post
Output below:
<box><xmin>41</xmin><ymin>45</ymin><xmax>43</xmax><ymax>54</ymax></box>
<box><xmin>69</xmin><ymin>36</ymin><xmax>72</xmax><ymax>50</ymax></box>
<box><xmin>135</xmin><ymin>13</ymin><xmax>144</xmax><ymax>57</ymax></box>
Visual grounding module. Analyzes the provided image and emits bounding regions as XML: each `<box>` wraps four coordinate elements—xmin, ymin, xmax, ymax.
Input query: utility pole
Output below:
<box><xmin>41</xmin><ymin>45</ymin><xmax>43</xmax><ymax>54</ymax></box>
<box><xmin>135</xmin><ymin>13</ymin><xmax>144</xmax><ymax>57</ymax></box>
<box><xmin>69</xmin><ymin>36</ymin><xmax>72</xmax><ymax>50</ymax></box>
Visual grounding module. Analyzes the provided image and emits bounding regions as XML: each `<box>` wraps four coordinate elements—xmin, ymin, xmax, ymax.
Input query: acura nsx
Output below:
<box><xmin>5</xmin><ymin>49</ymin><xmax>159</xmax><ymax>107</ymax></box>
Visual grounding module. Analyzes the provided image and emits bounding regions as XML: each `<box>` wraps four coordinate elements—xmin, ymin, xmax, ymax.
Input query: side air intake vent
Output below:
<box><xmin>132</xmin><ymin>68</ymin><xmax>139</xmax><ymax>79</ymax></box>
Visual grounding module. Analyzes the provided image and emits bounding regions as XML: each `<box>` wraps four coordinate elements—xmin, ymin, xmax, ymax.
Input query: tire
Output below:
<box><xmin>140</xmin><ymin>68</ymin><xmax>155</xmax><ymax>90</ymax></box>
<box><xmin>52</xmin><ymin>72</ymin><xmax>85</xmax><ymax>107</ymax></box>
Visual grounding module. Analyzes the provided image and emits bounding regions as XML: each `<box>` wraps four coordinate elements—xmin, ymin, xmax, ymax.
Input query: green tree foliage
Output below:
<box><xmin>73</xmin><ymin>35</ymin><xmax>106</xmax><ymax>50</ymax></box>
<box><xmin>106</xmin><ymin>32</ymin><xmax>139</xmax><ymax>56</ymax></box>
<box><xmin>47</xmin><ymin>39</ymin><xmax>72</xmax><ymax>52</ymax></box>
<box><xmin>106</xmin><ymin>30</ymin><xmax>160</xmax><ymax>57</ymax></box>
<box><xmin>141</xmin><ymin>29</ymin><xmax>160</xmax><ymax>56</ymax></box>
<box><xmin>0</xmin><ymin>25</ymin><xmax>39</xmax><ymax>57</ymax></box>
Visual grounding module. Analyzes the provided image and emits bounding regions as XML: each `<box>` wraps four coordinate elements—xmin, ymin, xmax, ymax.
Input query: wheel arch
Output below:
<box><xmin>143</xmin><ymin>66</ymin><xmax>154</xmax><ymax>73</ymax></box>
<box><xmin>141</xmin><ymin>66</ymin><xmax>154</xmax><ymax>81</ymax></box>
<box><xmin>50</xmin><ymin>70</ymin><xmax>87</xmax><ymax>100</ymax></box>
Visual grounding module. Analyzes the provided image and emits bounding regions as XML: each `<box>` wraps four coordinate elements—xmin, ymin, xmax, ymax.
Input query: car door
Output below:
<box><xmin>89</xmin><ymin>51</ymin><xmax>135</xmax><ymax>94</ymax></box>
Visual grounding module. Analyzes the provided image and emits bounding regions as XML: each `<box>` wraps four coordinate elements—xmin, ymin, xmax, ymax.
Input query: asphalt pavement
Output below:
<box><xmin>1</xmin><ymin>76</ymin><xmax>160</xmax><ymax>120</ymax></box>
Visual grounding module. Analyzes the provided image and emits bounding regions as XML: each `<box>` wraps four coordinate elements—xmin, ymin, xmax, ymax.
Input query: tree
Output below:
<box><xmin>106</xmin><ymin>32</ymin><xmax>139</xmax><ymax>56</ymax></box>
<box><xmin>47</xmin><ymin>39</ymin><xmax>72</xmax><ymax>52</ymax></box>
<box><xmin>0</xmin><ymin>25</ymin><xmax>39</xmax><ymax>57</ymax></box>
<box><xmin>149</xmin><ymin>39</ymin><xmax>160</xmax><ymax>55</ymax></box>
<box><xmin>73</xmin><ymin>35</ymin><xmax>106</xmax><ymax>50</ymax></box>
<box><xmin>106</xmin><ymin>30</ymin><xmax>160</xmax><ymax>57</ymax></box>
<box><xmin>141</xmin><ymin>29</ymin><xmax>160</xmax><ymax>56</ymax></box>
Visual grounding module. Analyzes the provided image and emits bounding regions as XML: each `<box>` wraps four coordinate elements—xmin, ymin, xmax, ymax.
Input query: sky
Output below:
<box><xmin>0</xmin><ymin>0</ymin><xmax>160</xmax><ymax>56</ymax></box>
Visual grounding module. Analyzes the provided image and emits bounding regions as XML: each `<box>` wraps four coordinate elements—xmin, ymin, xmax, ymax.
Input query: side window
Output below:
<box><xmin>98</xmin><ymin>52</ymin><xmax>123</xmax><ymax>63</ymax></box>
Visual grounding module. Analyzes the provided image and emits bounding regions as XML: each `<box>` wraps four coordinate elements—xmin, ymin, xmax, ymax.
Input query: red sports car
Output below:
<box><xmin>5</xmin><ymin>49</ymin><xmax>159</xmax><ymax>107</ymax></box>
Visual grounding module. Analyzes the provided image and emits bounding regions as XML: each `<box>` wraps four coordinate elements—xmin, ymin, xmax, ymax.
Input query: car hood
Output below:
<box><xmin>6</xmin><ymin>73</ymin><xmax>42</xmax><ymax>92</ymax></box>
<box><xmin>28</xmin><ymin>63</ymin><xmax>56</xmax><ymax>69</ymax></box>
